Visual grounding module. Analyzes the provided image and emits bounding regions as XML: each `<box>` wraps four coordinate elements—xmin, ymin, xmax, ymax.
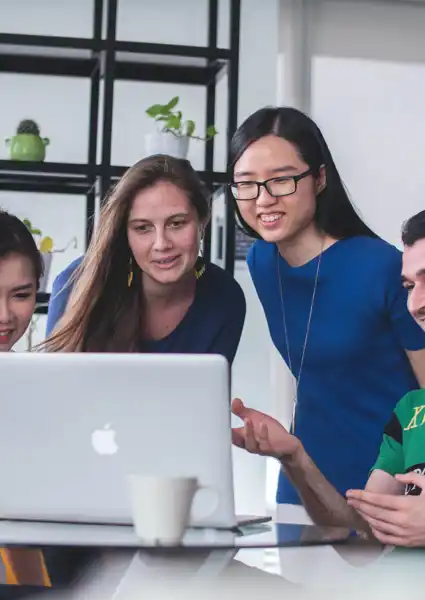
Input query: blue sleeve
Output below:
<box><xmin>209</xmin><ymin>281</ymin><xmax>246</xmax><ymax>365</ymax></box>
<box><xmin>45</xmin><ymin>257</ymin><xmax>82</xmax><ymax>336</ymax></box>
<box><xmin>385</xmin><ymin>248</ymin><xmax>425</xmax><ymax>351</ymax></box>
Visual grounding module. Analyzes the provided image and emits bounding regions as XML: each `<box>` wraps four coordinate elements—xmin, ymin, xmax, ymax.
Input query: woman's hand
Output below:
<box><xmin>231</xmin><ymin>398</ymin><xmax>302</xmax><ymax>461</ymax></box>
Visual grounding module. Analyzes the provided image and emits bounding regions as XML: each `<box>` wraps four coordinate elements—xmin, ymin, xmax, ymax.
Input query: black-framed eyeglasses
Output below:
<box><xmin>229</xmin><ymin>169</ymin><xmax>312</xmax><ymax>201</ymax></box>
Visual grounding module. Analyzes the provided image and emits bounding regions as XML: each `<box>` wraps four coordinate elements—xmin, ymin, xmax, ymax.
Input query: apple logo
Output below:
<box><xmin>91</xmin><ymin>424</ymin><xmax>118</xmax><ymax>456</ymax></box>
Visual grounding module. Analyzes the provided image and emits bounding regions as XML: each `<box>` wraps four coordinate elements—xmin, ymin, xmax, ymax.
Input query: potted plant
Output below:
<box><xmin>145</xmin><ymin>96</ymin><xmax>217</xmax><ymax>159</ymax></box>
<box><xmin>5</xmin><ymin>119</ymin><xmax>50</xmax><ymax>162</ymax></box>
<box><xmin>23</xmin><ymin>218</ymin><xmax>77</xmax><ymax>292</ymax></box>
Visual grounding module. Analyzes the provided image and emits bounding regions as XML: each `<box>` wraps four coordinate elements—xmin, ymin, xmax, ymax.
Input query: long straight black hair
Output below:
<box><xmin>228</xmin><ymin>107</ymin><xmax>378</xmax><ymax>240</ymax></box>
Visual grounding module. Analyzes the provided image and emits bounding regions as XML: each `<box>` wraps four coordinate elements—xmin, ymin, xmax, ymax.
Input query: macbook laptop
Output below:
<box><xmin>0</xmin><ymin>353</ymin><xmax>270</xmax><ymax>531</ymax></box>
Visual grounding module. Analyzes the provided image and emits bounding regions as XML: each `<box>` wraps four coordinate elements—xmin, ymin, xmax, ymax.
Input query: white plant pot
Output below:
<box><xmin>144</xmin><ymin>131</ymin><xmax>189</xmax><ymax>159</ymax></box>
<box><xmin>39</xmin><ymin>252</ymin><xmax>52</xmax><ymax>293</ymax></box>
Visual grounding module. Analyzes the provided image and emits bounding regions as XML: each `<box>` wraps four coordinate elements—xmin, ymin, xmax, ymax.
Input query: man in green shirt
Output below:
<box><xmin>232</xmin><ymin>210</ymin><xmax>425</xmax><ymax>548</ymax></box>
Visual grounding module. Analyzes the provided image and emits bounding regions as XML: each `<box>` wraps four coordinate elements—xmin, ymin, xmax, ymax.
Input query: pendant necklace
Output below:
<box><xmin>276</xmin><ymin>240</ymin><xmax>324</xmax><ymax>434</ymax></box>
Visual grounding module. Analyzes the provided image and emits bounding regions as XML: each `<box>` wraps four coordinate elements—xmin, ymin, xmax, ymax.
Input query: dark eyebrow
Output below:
<box><xmin>12</xmin><ymin>283</ymin><xmax>34</xmax><ymax>292</ymax></box>
<box><xmin>234</xmin><ymin>166</ymin><xmax>299</xmax><ymax>178</ymax></box>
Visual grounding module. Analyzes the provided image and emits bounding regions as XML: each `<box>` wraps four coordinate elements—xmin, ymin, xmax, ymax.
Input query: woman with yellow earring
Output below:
<box><xmin>44</xmin><ymin>155</ymin><xmax>246</xmax><ymax>363</ymax></box>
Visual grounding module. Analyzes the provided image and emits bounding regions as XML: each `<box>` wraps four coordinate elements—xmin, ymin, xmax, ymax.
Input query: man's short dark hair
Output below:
<box><xmin>401</xmin><ymin>210</ymin><xmax>425</xmax><ymax>247</ymax></box>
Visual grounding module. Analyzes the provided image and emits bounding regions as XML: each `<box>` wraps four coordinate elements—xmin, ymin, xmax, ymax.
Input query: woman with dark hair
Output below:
<box><xmin>228</xmin><ymin>106</ymin><xmax>425</xmax><ymax>509</ymax></box>
<box><xmin>43</xmin><ymin>154</ymin><xmax>245</xmax><ymax>362</ymax></box>
<box><xmin>0</xmin><ymin>210</ymin><xmax>51</xmax><ymax>587</ymax></box>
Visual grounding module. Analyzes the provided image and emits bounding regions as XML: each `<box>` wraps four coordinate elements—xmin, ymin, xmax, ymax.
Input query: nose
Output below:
<box><xmin>0</xmin><ymin>297</ymin><xmax>11</xmax><ymax>324</ymax></box>
<box><xmin>152</xmin><ymin>228</ymin><xmax>172</xmax><ymax>252</ymax></box>
<box><xmin>408</xmin><ymin>286</ymin><xmax>425</xmax><ymax>319</ymax></box>
<box><xmin>256</xmin><ymin>186</ymin><xmax>278</xmax><ymax>208</ymax></box>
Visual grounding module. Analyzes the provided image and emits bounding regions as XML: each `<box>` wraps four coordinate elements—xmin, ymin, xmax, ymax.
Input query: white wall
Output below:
<box><xmin>1</xmin><ymin>0</ymin><xmax>279</xmax><ymax>516</ymax></box>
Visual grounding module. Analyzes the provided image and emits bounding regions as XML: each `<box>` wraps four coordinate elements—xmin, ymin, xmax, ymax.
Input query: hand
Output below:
<box><xmin>346</xmin><ymin>473</ymin><xmax>425</xmax><ymax>547</ymax></box>
<box><xmin>231</xmin><ymin>398</ymin><xmax>301</xmax><ymax>461</ymax></box>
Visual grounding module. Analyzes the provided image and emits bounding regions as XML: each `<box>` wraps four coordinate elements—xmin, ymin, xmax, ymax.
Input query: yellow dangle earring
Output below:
<box><xmin>194</xmin><ymin>255</ymin><xmax>206</xmax><ymax>279</ymax></box>
<box><xmin>128</xmin><ymin>256</ymin><xmax>134</xmax><ymax>287</ymax></box>
<box><xmin>194</xmin><ymin>231</ymin><xmax>206</xmax><ymax>280</ymax></box>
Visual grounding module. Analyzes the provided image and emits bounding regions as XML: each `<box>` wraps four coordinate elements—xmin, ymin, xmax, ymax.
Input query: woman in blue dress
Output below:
<box><xmin>43</xmin><ymin>154</ymin><xmax>245</xmax><ymax>362</ymax></box>
<box><xmin>228</xmin><ymin>106</ymin><xmax>425</xmax><ymax>506</ymax></box>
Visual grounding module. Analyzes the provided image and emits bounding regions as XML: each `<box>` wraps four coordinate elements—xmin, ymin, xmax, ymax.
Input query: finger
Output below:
<box><xmin>231</xmin><ymin>398</ymin><xmax>248</xmax><ymax>419</ymax></box>
<box><xmin>395</xmin><ymin>472</ymin><xmax>425</xmax><ymax>489</ymax></box>
<box><xmin>371</xmin><ymin>528</ymin><xmax>407</xmax><ymax>547</ymax></box>
<box><xmin>355</xmin><ymin>511</ymin><xmax>405</xmax><ymax>537</ymax></box>
<box><xmin>244</xmin><ymin>418</ymin><xmax>259</xmax><ymax>454</ymax></box>
<box><xmin>347</xmin><ymin>499</ymin><xmax>405</xmax><ymax>525</ymax></box>
<box><xmin>258</xmin><ymin>421</ymin><xmax>269</xmax><ymax>442</ymax></box>
<box><xmin>346</xmin><ymin>490</ymin><xmax>406</xmax><ymax>511</ymax></box>
<box><xmin>231</xmin><ymin>427</ymin><xmax>245</xmax><ymax>448</ymax></box>
<box><xmin>258</xmin><ymin>421</ymin><xmax>273</xmax><ymax>454</ymax></box>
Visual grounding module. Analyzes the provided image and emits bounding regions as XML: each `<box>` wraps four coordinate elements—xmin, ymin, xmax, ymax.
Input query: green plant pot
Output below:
<box><xmin>5</xmin><ymin>134</ymin><xmax>50</xmax><ymax>162</ymax></box>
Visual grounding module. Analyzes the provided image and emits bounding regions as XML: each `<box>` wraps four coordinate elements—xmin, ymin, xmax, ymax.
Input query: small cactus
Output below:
<box><xmin>17</xmin><ymin>119</ymin><xmax>40</xmax><ymax>136</ymax></box>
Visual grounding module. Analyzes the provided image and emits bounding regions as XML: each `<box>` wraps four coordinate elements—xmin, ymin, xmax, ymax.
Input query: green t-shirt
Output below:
<box><xmin>372</xmin><ymin>389</ymin><xmax>425</xmax><ymax>496</ymax></box>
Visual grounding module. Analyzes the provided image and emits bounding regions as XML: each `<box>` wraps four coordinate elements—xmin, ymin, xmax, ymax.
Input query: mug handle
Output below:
<box><xmin>42</xmin><ymin>137</ymin><xmax>50</xmax><ymax>146</ymax></box>
<box><xmin>5</xmin><ymin>138</ymin><xmax>10</xmax><ymax>146</ymax></box>
<box><xmin>190</xmin><ymin>485</ymin><xmax>220</xmax><ymax>523</ymax></box>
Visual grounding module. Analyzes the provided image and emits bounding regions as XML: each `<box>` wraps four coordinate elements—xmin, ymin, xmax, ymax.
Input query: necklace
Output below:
<box><xmin>276</xmin><ymin>241</ymin><xmax>324</xmax><ymax>434</ymax></box>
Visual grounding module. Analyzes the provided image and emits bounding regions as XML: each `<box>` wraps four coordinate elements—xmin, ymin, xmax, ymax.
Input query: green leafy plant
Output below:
<box><xmin>146</xmin><ymin>96</ymin><xmax>217</xmax><ymax>141</ymax></box>
<box><xmin>23</xmin><ymin>218</ymin><xmax>78</xmax><ymax>254</ymax></box>
<box><xmin>17</xmin><ymin>119</ymin><xmax>40</xmax><ymax>136</ymax></box>
<box><xmin>23</xmin><ymin>218</ymin><xmax>53</xmax><ymax>252</ymax></box>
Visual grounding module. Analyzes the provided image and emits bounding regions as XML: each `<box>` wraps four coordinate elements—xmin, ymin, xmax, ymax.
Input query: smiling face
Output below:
<box><xmin>127</xmin><ymin>180</ymin><xmax>202</xmax><ymax>288</ymax></box>
<box><xmin>402</xmin><ymin>238</ymin><xmax>425</xmax><ymax>330</ymax></box>
<box><xmin>233</xmin><ymin>135</ymin><xmax>324</xmax><ymax>244</ymax></box>
<box><xmin>0</xmin><ymin>252</ymin><xmax>37</xmax><ymax>351</ymax></box>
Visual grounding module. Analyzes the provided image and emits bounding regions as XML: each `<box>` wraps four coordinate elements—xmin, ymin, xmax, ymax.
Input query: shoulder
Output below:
<box><xmin>395</xmin><ymin>389</ymin><xmax>425</xmax><ymax>421</ymax></box>
<box><xmin>202</xmin><ymin>263</ymin><xmax>245</xmax><ymax>309</ymax></box>
<box><xmin>52</xmin><ymin>255</ymin><xmax>84</xmax><ymax>292</ymax></box>
<box><xmin>339</xmin><ymin>236</ymin><xmax>403</xmax><ymax>290</ymax></box>
<box><xmin>246</xmin><ymin>240</ymin><xmax>275</xmax><ymax>280</ymax></box>
<box><xmin>345</xmin><ymin>236</ymin><xmax>401</xmax><ymax>268</ymax></box>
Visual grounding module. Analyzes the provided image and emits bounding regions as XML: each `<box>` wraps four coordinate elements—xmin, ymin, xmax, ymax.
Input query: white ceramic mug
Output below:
<box><xmin>127</xmin><ymin>475</ymin><xmax>218</xmax><ymax>545</ymax></box>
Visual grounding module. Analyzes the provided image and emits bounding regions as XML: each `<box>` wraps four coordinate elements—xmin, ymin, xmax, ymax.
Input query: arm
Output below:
<box><xmin>45</xmin><ymin>257</ymin><xmax>82</xmax><ymax>337</ymax></box>
<box><xmin>282</xmin><ymin>448</ymin><xmax>401</xmax><ymax>532</ymax></box>
<box><xmin>232</xmin><ymin>400</ymin><xmax>405</xmax><ymax>536</ymax></box>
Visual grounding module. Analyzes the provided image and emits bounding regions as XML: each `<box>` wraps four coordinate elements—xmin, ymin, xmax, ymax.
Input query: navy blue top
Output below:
<box><xmin>46</xmin><ymin>256</ymin><xmax>246</xmax><ymax>365</ymax></box>
<box><xmin>248</xmin><ymin>236</ymin><xmax>425</xmax><ymax>505</ymax></box>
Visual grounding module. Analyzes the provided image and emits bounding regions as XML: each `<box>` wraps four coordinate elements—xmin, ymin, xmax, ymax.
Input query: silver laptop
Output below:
<box><xmin>0</xmin><ymin>353</ymin><xmax>269</xmax><ymax>531</ymax></box>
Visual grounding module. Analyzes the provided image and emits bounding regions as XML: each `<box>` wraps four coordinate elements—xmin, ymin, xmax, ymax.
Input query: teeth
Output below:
<box><xmin>260</xmin><ymin>214</ymin><xmax>281</xmax><ymax>223</ymax></box>
<box><xmin>158</xmin><ymin>258</ymin><xmax>175</xmax><ymax>264</ymax></box>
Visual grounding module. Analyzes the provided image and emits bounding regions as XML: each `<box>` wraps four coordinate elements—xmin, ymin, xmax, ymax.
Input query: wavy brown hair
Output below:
<box><xmin>40</xmin><ymin>155</ymin><xmax>210</xmax><ymax>353</ymax></box>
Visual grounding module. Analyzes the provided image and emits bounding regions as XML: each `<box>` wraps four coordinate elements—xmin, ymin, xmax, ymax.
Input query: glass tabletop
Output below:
<box><xmin>0</xmin><ymin>520</ymin><xmax>353</xmax><ymax>550</ymax></box>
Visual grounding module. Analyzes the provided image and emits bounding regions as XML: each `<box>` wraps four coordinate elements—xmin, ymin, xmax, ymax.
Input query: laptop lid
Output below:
<box><xmin>0</xmin><ymin>353</ymin><xmax>237</xmax><ymax>529</ymax></box>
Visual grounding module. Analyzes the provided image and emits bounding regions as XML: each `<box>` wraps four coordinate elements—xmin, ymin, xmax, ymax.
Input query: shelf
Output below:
<box><xmin>113</xmin><ymin>41</ymin><xmax>229</xmax><ymax>85</ymax></box>
<box><xmin>35</xmin><ymin>292</ymin><xmax>50</xmax><ymax>316</ymax></box>
<box><xmin>0</xmin><ymin>34</ymin><xmax>99</xmax><ymax>78</ymax></box>
<box><xmin>0</xmin><ymin>161</ymin><xmax>93</xmax><ymax>194</ymax></box>
<box><xmin>0</xmin><ymin>35</ymin><xmax>230</xmax><ymax>84</ymax></box>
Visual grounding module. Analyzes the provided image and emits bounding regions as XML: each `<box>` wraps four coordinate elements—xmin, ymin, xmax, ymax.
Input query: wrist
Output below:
<box><xmin>279</xmin><ymin>441</ymin><xmax>306</xmax><ymax>468</ymax></box>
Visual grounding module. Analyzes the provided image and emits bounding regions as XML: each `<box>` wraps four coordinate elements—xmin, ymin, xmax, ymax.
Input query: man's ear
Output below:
<box><xmin>316</xmin><ymin>164</ymin><xmax>327</xmax><ymax>194</ymax></box>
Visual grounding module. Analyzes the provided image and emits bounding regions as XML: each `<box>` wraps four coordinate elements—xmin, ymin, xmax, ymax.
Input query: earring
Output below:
<box><xmin>128</xmin><ymin>256</ymin><xmax>134</xmax><ymax>287</ymax></box>
<box><xmin>194</xmin><ymin>255</ymin><xmax>206</xmax><ymax>280</ymax></box>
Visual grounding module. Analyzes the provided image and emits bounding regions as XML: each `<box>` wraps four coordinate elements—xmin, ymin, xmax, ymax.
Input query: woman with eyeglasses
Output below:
<box><xmin>227</xmin><ymin>106</ymin><xmax>425</xmax><ymax>512</ymax></box>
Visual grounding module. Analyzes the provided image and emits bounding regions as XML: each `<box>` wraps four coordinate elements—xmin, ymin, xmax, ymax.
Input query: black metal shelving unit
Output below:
<box><xmin>0</xmin><ymin>0</ymin><xmax>240</xmax><ymax>315</ymax></box>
